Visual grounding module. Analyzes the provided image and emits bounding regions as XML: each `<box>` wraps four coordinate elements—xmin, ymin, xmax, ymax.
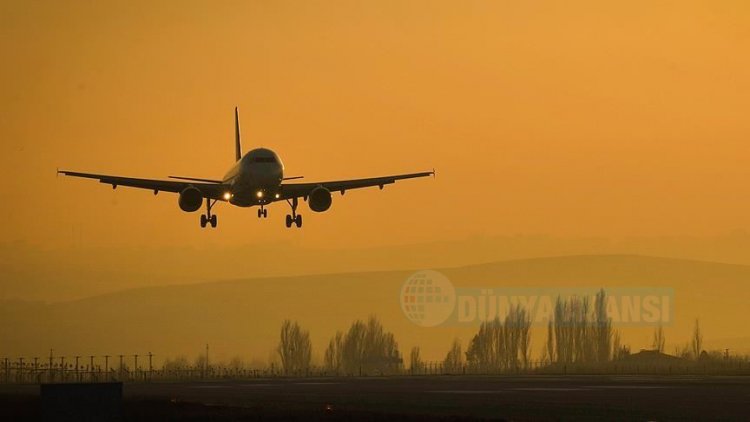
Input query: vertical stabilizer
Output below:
<box><xmin>234</xmin><ymin>107</ymin><xmax>242</xmax><ymax>161</ymax></box>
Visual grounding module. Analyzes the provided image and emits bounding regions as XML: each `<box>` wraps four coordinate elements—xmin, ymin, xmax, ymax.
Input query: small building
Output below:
<box><xmin>622</xmin><ymin>349</ymin><xmax>685</xmax><ymax>364</ymax></box>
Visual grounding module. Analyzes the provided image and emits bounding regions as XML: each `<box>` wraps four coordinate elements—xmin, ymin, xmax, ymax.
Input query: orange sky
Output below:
<box><xmin>2</xmin><ymin>0</ymin><xmax>750</xmax><ymax>250</ymax></box>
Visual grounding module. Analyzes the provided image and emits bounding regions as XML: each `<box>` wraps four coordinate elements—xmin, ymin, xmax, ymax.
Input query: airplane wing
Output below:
<box><xmin>57</xmin><ymin>170</ymin><xmax>231</xmax><ymax>200</ymax></box>
<box><xmin>278</xmin><ymin>170</ymin><xmax>434</xmax><ymax>200</ymax></box>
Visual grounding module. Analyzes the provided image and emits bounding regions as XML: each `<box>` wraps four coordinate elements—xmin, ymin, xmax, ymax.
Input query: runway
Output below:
<box><xmin>2</xmin><ymin>375</ymin><xmax>749</xmax><ymax>420</ymax></box>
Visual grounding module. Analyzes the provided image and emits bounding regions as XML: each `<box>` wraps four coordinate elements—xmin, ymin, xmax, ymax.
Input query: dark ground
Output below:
<box><xmin>2</xmin><ymin>375</ymin><xmax>750</xmax><ymax>421</ymax></box>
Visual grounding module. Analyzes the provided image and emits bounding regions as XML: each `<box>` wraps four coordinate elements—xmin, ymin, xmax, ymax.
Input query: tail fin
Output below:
<box><xmin>234</xmin><ymin>106</ymin><xmax>242</xmax><ymax>161</ymax></box>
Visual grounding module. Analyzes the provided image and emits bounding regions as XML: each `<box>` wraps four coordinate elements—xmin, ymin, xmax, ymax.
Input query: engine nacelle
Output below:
<box><xmin>178</xmin><ymin>187</ymin><xmax>203</xmax><ymax>212</ymax></box>
<box><xmin>308</xmin><ymin>186</ymin><xmax>332</xmax><ymax>212</ymax></box>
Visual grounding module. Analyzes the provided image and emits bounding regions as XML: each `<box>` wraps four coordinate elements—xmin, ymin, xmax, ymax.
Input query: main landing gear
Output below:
<box><xmin>257</xmin><ymin>206</ymin><xmax>268</xmax><ymax>218</ymax></box>
<box><xmin>285</xmin><ymin>197</ymin><xmax>302</xmax><ymax>228</ymax></box>
<box><xmin>200</xmin><ymin>199</ymin><xmax>218</xmax><ymax>228</ymax></box>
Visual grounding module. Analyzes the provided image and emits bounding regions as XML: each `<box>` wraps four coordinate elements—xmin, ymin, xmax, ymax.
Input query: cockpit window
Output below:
<box><xmin>252</xmin><ymin>156</ymin><xmax>277</xmax><ymax>163</ymax></box>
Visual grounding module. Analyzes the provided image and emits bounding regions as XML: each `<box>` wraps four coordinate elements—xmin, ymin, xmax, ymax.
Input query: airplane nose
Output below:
<box><xmin>250</xmin><ymin>166</ymin><xmax>282</xmax><ymax>186</ymax></box>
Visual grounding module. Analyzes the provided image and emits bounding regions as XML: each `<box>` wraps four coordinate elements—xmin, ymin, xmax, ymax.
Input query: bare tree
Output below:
<box><xmin>691</xmin><ymin>319</ymin><xmax>703</xmax><ymax>360</ymax></box>
<box><xmin>227</xmin><ymin>356</ymin><xmax>245</xmax><ymax>371</ymax></box>
<box><xmin>674</xmin><ymin>343</ymin><xmax>691</xmax><ymax>359</ymax></box>
<box><xmin>339</xmin><ymin>316</ymin><xmax>401</xmax><ymax>375</ymax></box>
<box><xmin>162</xmin><ymin>355</ymin><xmax>190</xmax><ymax>372</ymax></box>
<box><xmin>652</xmin><ymin>324</ymin><xmax>666</xmax><ymax>353</ymax></box>
<box><xmin>551</xmin><ymin>291</ymin><xmax>613</xmax><ymax>365</ymax></box>
<box><xmin>611</xmin><ymin>331</ymin><xmax>622</xmax><ymax>360</ymax></box>
<box><xmin>465</xmin><ymin>305</ymin><xmax>532</xmax><ymax>372</ymax></box>
<box><xmin>553</xmin><ymin>296</ymin><xmax>572</xmax><ymax>363</ymax></box>
<box><xmin>443</xmin><ymin>338</ymin><xmax>463</xmax><ymax>373</ymax></box>
<box><xmin>518</xmin><ymin>308</ymin><xmax>532</xmax><ymax>369</ymax></box>
<box><xmin>466</xmin><ymin>317</ymin><xmax>502</xmax><ymax>371</ymax></box>
<box><xmin>545</xmin><ymin>319</ymin><xmax>556</xmax><ymax>364</ymax></box>
<box><xmin>409</xmin><ymin>346</ymin><xmax>423</xmax><ymax>374</ymax></box>
<box><xmin>506</xmin><ymin>305</ymin><xmax>532</xmax><ymax>370</ymax></box>
<box><xmin>594</xmin><ymin>289</ymin><xmax>612</xmax><ymax>362</ymax></box>
<box><xmin>324</xmin><ymin>331</ymin><xmax>344</xmax><ymax>373</ymax></box>
<box><xmin>277</xmin><ymin>320</ymin><xmax>312</xmax><ymax>374</ymax></box>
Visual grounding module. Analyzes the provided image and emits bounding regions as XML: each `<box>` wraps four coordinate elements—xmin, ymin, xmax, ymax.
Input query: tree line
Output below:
<box><xmin>270</xmin><ymin>290</ymin><xmax>716</xmax><ymax>376</ymax></box>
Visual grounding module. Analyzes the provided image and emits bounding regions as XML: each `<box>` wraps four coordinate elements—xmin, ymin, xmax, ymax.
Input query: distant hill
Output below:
<box><xmin>1</xmin><ymin>255</ymin><xmax>749</xmax><ymax>363</ymax></box>
<box><xmin>6</xmin><ymin>230</ymin><xmax>750</xmax><ymax>302</ymax></box>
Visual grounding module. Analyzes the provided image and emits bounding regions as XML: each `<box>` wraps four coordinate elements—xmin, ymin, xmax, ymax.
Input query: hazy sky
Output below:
<box><xmin>2</xmin><ymin>0</ymin><xmax>749</xmax><ymax>251</ymax></box>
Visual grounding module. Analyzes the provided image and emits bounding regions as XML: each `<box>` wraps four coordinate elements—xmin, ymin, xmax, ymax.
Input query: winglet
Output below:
<box><xmin>234</xmin><ymin>106</ymin><xmax>242</xmax><ymax>162</ymax></box>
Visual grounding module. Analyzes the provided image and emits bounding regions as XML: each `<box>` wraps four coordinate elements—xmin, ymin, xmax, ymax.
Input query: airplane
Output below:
<box><xmin>58</xmin><ymin>108</ymin><xmax>435</xmax><ymax>229</ymax></box>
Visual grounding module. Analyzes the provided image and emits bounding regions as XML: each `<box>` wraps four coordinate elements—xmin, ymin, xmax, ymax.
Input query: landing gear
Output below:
<box><xmin>200</xmin><ymin>199</ymin><xmax>218</xmax><ymax>228</ymax></box>
<box><xmin>285</xmin><ymin>197</ymin><xmax>302</xmax><ymax>228</ymax></box>
<box><xmin>257</xmin><ymin>206</ymin><xmax>268</xmax><ymax>218</ymax></box>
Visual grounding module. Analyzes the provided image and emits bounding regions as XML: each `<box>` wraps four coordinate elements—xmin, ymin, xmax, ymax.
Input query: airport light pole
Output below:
<box><xmin>48</xmin><ymin>349</ymin><xmax>53</xmax><ymax>381</ymax></box>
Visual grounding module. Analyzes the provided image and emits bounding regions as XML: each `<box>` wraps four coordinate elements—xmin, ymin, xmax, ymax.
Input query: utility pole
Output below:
<box><xmin>203</xmin><ymin>343</ymin><xmax>208</xmax><ymax>378</ymax></box>
<box><xmin>148</xmin><ymin>352</ymin><xmax>153</xmax><ymax>382</ymax></box>
<box><xmin>19</xmin><ymin>357</ymin><xmax>24</xmax><ymax>383</ymax></box>
<box><xmin>75</xmin><ymin>356</ymin><xmax>80</xmax><ymax>382</ymax></box>
<box><xmin>118</xmin><ymin>355</ymin><xmax>124</xmax><ymax>380</ymax></box>
<box><xmin>134</xmin><ymin>354</ymin><xmax>139</xmax><ymax>381</ymax></box>
<box><xmin>104</xmin><ymin>355</ymin><xmax>110</xmax><ymax>373</ymax></box>
<box><xmin>60</xmin><ymin>356</ymin><xmax>65</xmax><ymax>381</ymax></box>
<box><xmin>49</xmin><ymin>349</ymin><xmax>54</xmax><ymax>381</ymax></box>
<box><xmin>90</xmin><ymin>356</ymin><xmax>95</xmax><ymax>382</ymax></box>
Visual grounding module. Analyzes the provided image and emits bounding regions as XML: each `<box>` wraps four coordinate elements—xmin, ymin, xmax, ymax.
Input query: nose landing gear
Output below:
<box><xmin>285</xmin><ymin>197</ymin><xmax>302</xmax><ymax>228</ymax></box>
<box><xmin>257</xmin><ymin>206</ymin><xmax>268</xmax><ymax>218</ymax></box>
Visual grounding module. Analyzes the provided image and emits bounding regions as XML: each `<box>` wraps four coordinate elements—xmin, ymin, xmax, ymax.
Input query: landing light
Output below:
<box><xmin>223</xmin><ymin>192</ymin><xmax>232</xmax><ymax>200</ymax></box>
<box><xmin>256</xmin><ymin>191</ymin><xmax>264</xmax><ymax>198</ymax></box>
<box><xmin>274</xmin><ymin>193</ymin><xmax>280</xmax><ymax>199</ymax></box>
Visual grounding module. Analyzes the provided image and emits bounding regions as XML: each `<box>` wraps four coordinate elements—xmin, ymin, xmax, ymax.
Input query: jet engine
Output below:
<box><xmin>308</xmin><ymin>186</ymin><xmax>332</xmax><ymax>212</ymax></box>
<box><xmin>178</xmin><ymin>186</ymin><xmax>203</xmax><ymax>212</ymax></box>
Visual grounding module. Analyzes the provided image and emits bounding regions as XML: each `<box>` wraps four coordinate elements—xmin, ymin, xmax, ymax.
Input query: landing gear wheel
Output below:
<box><xmin>263</xmin><ymin>209</ymin><xmax>268</xmax><ymax>218</ymax></box>
<box><xmin>200</xmin><ymin>199</ymin><xmax>218</xmax><ymax>229</ymax></box>
<box><xmin>285</xmin><ymin>197</ymin><xmax>302</xmax><ymax>229</ymax></box>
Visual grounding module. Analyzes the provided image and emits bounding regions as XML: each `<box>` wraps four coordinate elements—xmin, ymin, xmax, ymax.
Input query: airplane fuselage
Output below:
<box><xmin>223</xmin><ymin>148</ymin><xmax>284</xmax><ymax>207</ymax></box>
